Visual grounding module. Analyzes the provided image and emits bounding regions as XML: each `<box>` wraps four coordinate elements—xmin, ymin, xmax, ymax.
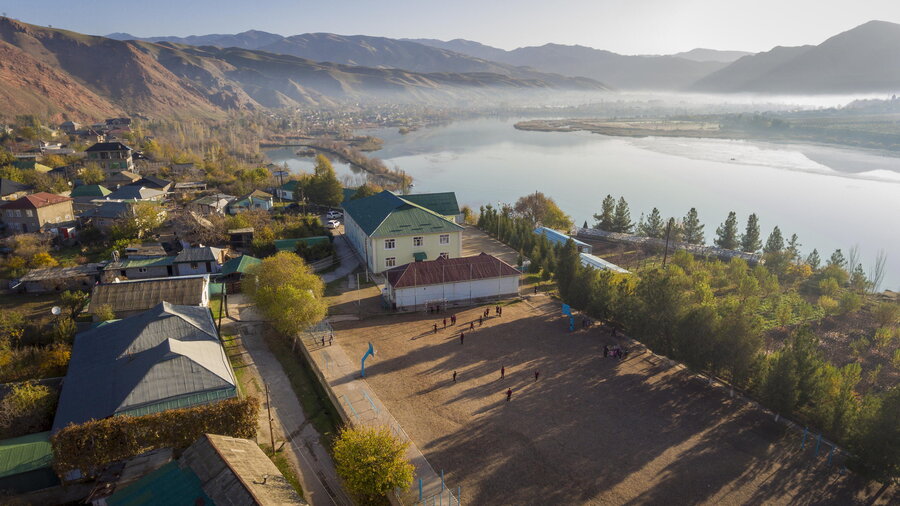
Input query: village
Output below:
<box><xmin>1</xmin><ymin>115</ymin><xmax>897</xmax><ymax>506</ymax></box>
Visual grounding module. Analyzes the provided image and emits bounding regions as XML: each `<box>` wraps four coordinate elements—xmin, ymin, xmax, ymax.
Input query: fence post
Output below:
<box><xmin>801</xmin><ymin>427</ymin><xmax>808</xmax><ymax>449</ymax></box>
<box><xmin>814</xmin><ymin>434</ymin><xmax>822</xmax><ymax>457</ymax></box>
<box><xmin>458</xmin><ymin>485</ymin><xmax>461</xmax><ymax>506</ymax></box>
<box><xmin>828</xmin><ymin>445</ymin><xmax>835</xmax><ymax>467</ymax></box>
<box><xmin>441</xmin><ymin>469</ymin><xmax>445</xmax><ymax>491</ymax></box>
<box><xmin>419</xmin><ymin>478</ymin><xmax>423</xmax><ymax>501</ymax></box>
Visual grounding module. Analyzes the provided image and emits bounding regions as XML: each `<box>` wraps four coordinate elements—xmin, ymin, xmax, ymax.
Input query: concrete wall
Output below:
<box><xmin>387</xmin><ymin>276</ymin><xmax>519</xmax><ymax>309</ymax></box>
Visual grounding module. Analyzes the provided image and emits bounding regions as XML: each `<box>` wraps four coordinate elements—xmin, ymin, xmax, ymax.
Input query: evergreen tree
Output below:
<box><xmin>828</xmin><ymin>249</ymin><xmax>847</xmax><ymax>268</ymax></box>
<box><xmin>593</xmin><ymin>195</ymin><xmax>616</xmax><ymax>231</ymax></box>
<box><xmin>851</xmin><ymin>385</ymin><xmax>900</xmax><ymax>481</ymax></box>
<box><xmin>761</xmin><ymin>351</ymin><xmax>800</xmax><ymax>415</ymax></box>
<box><xmin>764</xmin><ymin>226</ymin><xmax>785</xmax><ymax>254</ymax></box>
<box><xmin>850</xmin><ymin>264</ymin><xmax>868</xmax><ymax>293</ymax></box>
<box><xmin>612</xmin><ymin>197</ymin><xmax>634</xmax><ymax>233</ymax></box>
<box><xmin>639</xmin><ymin>208</ymin><xmax>665</xmax><ymax>238</ymax></box>
<box><xmin>787</xmin><ymin>233</ymin><xmax>802</xmax><ymax>262</ymax></box>
<box><xmin>582</xmin><ymin>220</ymin><xmax>588</xmax><ymax>229</ymax></box>
<box><xmin>741</xmin><ymin>213</ymin><xmax>762</xmax><ymax>253</ymax></box>
<box><xmin>806</xmin><ymin>249</ymin><xmax>821</xmax><ymax>269</ymax></box>
<box><xmin>714</xmin><ymin>211</ymin><xmax>740</xmax><ymax>250</ymax></box>
<box><xmin>682</xmin><ymin>207</ymin><xmax>705</xmax><ymax>245</ymax></box>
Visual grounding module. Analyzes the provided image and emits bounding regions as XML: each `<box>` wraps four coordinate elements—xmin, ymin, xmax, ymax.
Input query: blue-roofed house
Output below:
<box><xmin>52</xmin><ymin>302</ymin><xmax>237</xmax><ymax>432</ymax></box>
<box><xmin>534</xmin><ymin>227</ymin><xmax>593</xmax><ymax>254</ymax></box>
<box><xmin>579</xmin><ymin>253</ymin><xmax>630</xmax><ymax>274</ymax></box>
<box><xmin>342</xmin><ymin>190</ymin><xmax>464</xmax><ymax>274</ymax></box>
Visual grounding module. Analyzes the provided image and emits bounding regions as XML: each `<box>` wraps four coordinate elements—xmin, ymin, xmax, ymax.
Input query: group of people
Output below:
<box><xmin>430</xmin><ymin>305</ymin><xmax>504</xmax><ymax>342</ymax></box>
<box><xmin>451</xmin><ymin>365</ymin><xmax>539</xmax><ymax>403</ymax></box>
<box><xmin>603</xmin><ymin>344</ymin><xmax>628</xmax><ymax>359</ymax></box>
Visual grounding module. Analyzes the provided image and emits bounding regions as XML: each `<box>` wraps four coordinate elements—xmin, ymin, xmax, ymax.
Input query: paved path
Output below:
<box><xmin>322</xmin><ymin>234</ymin><xmax>360</xmax><ymax>284</ymax></box>
<box><xmin>301</xmin><ymin>331</ymin><xmax>459</xmax><ymax>505</ymax></box>
<box><xmin>228</xmin><ymin>296</ymin><xmax>353</xmax><ymax>506</ymax></box>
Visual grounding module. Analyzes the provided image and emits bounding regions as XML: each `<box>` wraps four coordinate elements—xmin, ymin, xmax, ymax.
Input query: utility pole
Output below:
<box><xmin>265</xmin><ymin>382</ymin><xmax>276</xmax><ymax>453</ymax></box>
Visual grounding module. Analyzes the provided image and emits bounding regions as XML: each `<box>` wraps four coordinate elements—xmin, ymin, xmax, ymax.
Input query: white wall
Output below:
<box><xmin>389</xmin><ymin>275</ymin><xmax>519</xmax><ymax>308</ymax></box>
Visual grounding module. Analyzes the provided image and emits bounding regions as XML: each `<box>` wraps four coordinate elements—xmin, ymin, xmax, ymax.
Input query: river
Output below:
<box><xmin>265</xmin><ymin>118</ymin><xmax>900</xmax><ymax>290</ymax></box>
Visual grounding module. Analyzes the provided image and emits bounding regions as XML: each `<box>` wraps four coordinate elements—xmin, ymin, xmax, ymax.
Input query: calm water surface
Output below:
<box><xmin>265</xmin><ymin>119</ymin><xmax>900</xmax><ymax>290</ymax></box>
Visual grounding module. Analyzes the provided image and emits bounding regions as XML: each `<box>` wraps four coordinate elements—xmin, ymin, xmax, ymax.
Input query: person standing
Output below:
<box><xmin>443</xmin><ymin>317</ymin><xmax>447</xmax><ymax>328</ymax></box>
<box><xmin>453</xmin><ymin>371</ymin><xmax>457</xmax><ymax>382</ymax></box>
<box><xmin>498</xmin><ymin>306</ymin><xmax>503</xmax><ymax>317</ymax></box>
<box><xmin>534</xmin><ymin>370</ymin><xmax>540</xmax><ymax>382</ymax></box>
<box><xmin>501</xmin><ymin>366</ymin><xmax>505</xmax><ymax>379</ymax></box>
<box><xmin>470</xmin><ymin>321</ymin><xmax>475</xmax><ymax>330</ymax></box>
<box><xmin>460</xmin><ymin>332</ymin><xmax>465</xmax><ymax>345</ymax></box>
<box><xmin>478</xmin><ymin>316</ymin><xmax>483</xmax><ymax>326</ymax></box>
<box><xmin>506</xmin><ymin>388</ymin><xmax>512</xmax><ymax>402</ymax></box>
<box><xmin>433</xmin><ymin>323</ymin><xmax>438</xmax><ymax>334</ymax></box>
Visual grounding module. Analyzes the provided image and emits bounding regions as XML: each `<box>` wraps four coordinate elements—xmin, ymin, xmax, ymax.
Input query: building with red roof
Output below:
<box><xmin>1</xmin><ymin>192</ymin><xmax>75</xmax><ymax>235</ymax></box>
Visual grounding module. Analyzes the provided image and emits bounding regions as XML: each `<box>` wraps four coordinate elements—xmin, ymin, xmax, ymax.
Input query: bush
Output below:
<box><xmin>818</xmin><ymin>277</ymin><xmax>840</xmax><ymax>297</ymax></box>
<box><xmin>817</xmin><ymin>295</ymin><xmax>839</xmax><ymax>316</ymax></box>
<box><xmin>873</xmin><ymin>302</ymin><xmax>900</xmax><ymax>327</ymax></box>
<box><xmin>52</xmin><ymin>396</ymin><xmax>259</xmax><ymax>476</ymax></box>
<box><xmin>93</xmin><ymin>304</ymin><xmax>116</xmax><ymax>322</ymax></box>
<box><xmin>0</xmin><ymin>381</ymin><xmax>59</xmax><ymax>439</ymax></box>
<box><xmin>838</xmin><ymin>292</ymin><xmax>863</xmax><ymax>315</ymax></box>
<box><xmin>333</xmin><ymin>426</ymin><xmax>414</xmax><ymax>502</ymax></box>
<box><xmin>0</xmin><ymin>343</ymin><xmax>71</xmax><ymax>383</ymax></box>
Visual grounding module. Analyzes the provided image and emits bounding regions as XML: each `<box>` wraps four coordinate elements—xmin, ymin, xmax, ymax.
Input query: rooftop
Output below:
<box><xmin>0</xmin><ymin>192</ymin><xmax>72</xmax><ymax>210</ymax></box>
<box><xmin>106</xmin><ymin>186</ymin><xmax>165</xmax><ymax>201</ymax></box>
<box><xmin>220</xmin><ymin>254</ymin><xmax>261</xmax><ymax>276</ymax></box>
<box><xmin>402</xmin><ymin>192</ymin><xmax>460</xmax><ymax>217</ymax></box>
<box><xmin>0</xmin><ymin>178</ymin><xmax>32</xmax><ymax>197</ymax></box>
<box><xmin>174</xmin><ymin>246</ymin><xmax>221</xmax><ymax>264</ymax></box>
<box><xmin>579</xmin><ymin>253</ymin><xmax>631</xmax><ymax>274</ymax></box>
<box><xmin>0</xmin><ymin>431</ymin><xmax>52</xmax><ymax>479</ymax></box>
<box><xmin>85</xmin><ymin>141</ymin><xmax>133</xmax><ymax>152</ymax></box>
<box><xmin>52</xmin><ymin>302</ymin><xmax>235</xmax><ymax>431</ymax></box>
<box><xmin>534</xmin><ymin>227</ymin><xmax>590</xmax><ymax>248</ymax></box>
<box><xmin>20</xmin><ymin>263</ymin><xmax>105</xmax><ymax>282</ymax></box>
<box><xmin>387</xmin><ymin>253</ymin><xmax>520</xmax><ymax>288</ymax></box>
<box><xmin>91</xmin><ymin>276</ymin><xmax>208</xmax><ymax>313</ymax></box>
<box><xmin>342</xmin><ymin>190</ymin><xmax>463</xmax><ymax>238</ymax></box>
<box><xmin>70</xmin><ymin>184</ymin><xmax>112</xmax><ymax>198</ymax></box>
<box><xmin>127</xmin><ymin>175</ymin><xmax>171</xmax><ymax>190</ymax></box>
<box><xmin>79</xmin><ymin>201</ymin><xmax>135</xmax><ymax>219</ymax></box>
<box><xmin>106</xmin><ymin>256</ymin><xmax>175</xmax><ymax>269</ymax></box>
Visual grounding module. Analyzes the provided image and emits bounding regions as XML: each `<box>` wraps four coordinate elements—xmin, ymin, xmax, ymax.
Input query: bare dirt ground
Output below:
<box><xmin>331</xmin><ymin>295</ymin><xmax>893</xmax><ymax>505</ymax></box>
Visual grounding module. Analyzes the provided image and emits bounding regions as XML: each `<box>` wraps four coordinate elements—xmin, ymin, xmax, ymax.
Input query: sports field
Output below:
<box><xmin>331</xmin><ymin>295</ymin><xmax>891</xmax><ymax>505</ymax></box>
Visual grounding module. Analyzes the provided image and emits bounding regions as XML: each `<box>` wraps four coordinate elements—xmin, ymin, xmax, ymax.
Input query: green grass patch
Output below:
<box><xmin>209</xmin><ymin>296</ymin><xmax>225</xmax><ymax>320</ymax></box>
<box><xmin>223</xmin><ymin>334</ymin><xmax>252</xmax><ymax>397</ymax></box>
<box><xmin>261</xmin><ymin>331</ymin><xmax>343</xmax><ymax>447</ymax></box>
<box><xmin>260</xmin><ymin>444</ymin><xmax>305</xmax><ymax>499</ymax></box>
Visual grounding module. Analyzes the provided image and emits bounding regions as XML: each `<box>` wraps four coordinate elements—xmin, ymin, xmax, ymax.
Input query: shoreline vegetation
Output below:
<box><xmin>514</xmin><ymin>117</ymin><xmax>900</xmax><ymax>152</ymax></box>
<box><xmin>262</xmin><ymin>135</ymin><xmax>411</xmax><ymax>190</ymax></box>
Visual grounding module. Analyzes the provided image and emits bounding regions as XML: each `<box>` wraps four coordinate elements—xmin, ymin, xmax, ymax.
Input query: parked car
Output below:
<box><xmin>326</xmin><ymin>219</ymin><xmax>341</xmax><ymax>229</ymax></box>
<box><xmin>326</xmin><ymin>210</ymin><xmax>343</xmax><ymax>219</ymax></box>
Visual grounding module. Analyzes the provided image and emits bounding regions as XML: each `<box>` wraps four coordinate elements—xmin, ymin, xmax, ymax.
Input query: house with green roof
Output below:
<box><xmin>402</xmin><ymin>192</ymin><xmax>462</xmax><ymax>223</ymax></box>
<box><xmin>0</xmin><ymin>431</ymin><xmax>59</xmax><ymax>494</ymax></box>
<box><xmin>217</xmin><ymin>254</ymin><xmax>261</xmax><ymax>292</ymax></box>
<box><xmin>342</xmin><ymin>190</ymin><xmax>464</xmax><ymax>274</ymax></box>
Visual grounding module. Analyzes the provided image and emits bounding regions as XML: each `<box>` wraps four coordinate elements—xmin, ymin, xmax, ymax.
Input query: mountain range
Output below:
<box><xmin>0</xmin><ymin>17</ymin><xmax>608</xmax><ymax>121</ymax></box>
<box><xmin>3</xmin><ymin>17</ymin><xmax>900</xmax><ymax>122</ymax></box>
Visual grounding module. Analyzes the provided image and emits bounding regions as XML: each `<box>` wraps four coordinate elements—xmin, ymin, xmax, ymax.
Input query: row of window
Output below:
<box><xmin>4</xmin><ymin>210</ymin><xmax>71</xmax><ymax>221</ymax></box>
<box><xmin>385</xmin><ymin>252</ymin><xmax>449</xmax><ymax>268</ymax></box>
<box><xmin>384</xmin><ymin>234</ymin><xmax>450</xmax><ymax>250</ymax></box>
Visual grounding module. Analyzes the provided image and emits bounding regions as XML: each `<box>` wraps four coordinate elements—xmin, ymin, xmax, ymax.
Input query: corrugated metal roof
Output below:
<box><xmin>219</xmin><ymin>255</ymin><xmax>261</xmax><ymax>276</ymax></box>
<box><xmin>534</xmin><ymin>227</ymin><xmax>590</xmax><ymax>248</ymax></box>
<box><xmin>342</xmin><ymin>190</ymin><xmax>463</xmax><ymax>238</ymax></box>
<box><xmin>91</xmin><ymin>276</ymin><xmax>208</xmax><ymax>313</ymax></box>
<box><xmin>0</xmin><ymin>178</ymin><xmax>33</xmax><ymax>197</ymax></box>
<box><xmin>53</xmin><ymin>302</ymin><xmax>235</xmax><ymax>431</ymax></box>
<box><xmin>387</xmin><ymin>253</ymin><xmax>520</xmax><ymax>288</ymax></box>
<box><xmin>80</xmin><ymin>201</ymin><xmax>134</xmax><ymax>219</ymax></box>
<box><xmin>579</xmin><ymin>253</ymin><xmax>630</xmax><ymax>274</ymax></box>
<box><xmin>21</xmin><ymin>263</ymin><xmax>104</xmax><ymax>282</ymax></box>
<box><xmin>0</xmin><ymin>431</ymin><xmax>52</xmax><ymax>478</ymax></box>
<box><xmin>174</xmin><ymin>247</ymin><xmax>218</xmax><ymax>264</ymax></box>
<box><xmin>106</xmin><ymin>186</ymin><xmax>165</xmax><ymax>201</ymax></box>
<box><xmin>0</xmin><ymin>192</ymin><xmax>71</xmax><ymax>209</ymax></box>
<box><xmin>106</xmin><ymin>256</ymin><xmax>175</xmax><ymax>269</ymax></box>
<box><xmin>70</xmin><ymin>184</ymin><xmax>111</xmax><ymax>197</ymax></box>
<box><xmin>402</xmin><ymin>192</ymin><xmax>460</xmax><ymax>217</ymax></box>
<box><xmin>274</xmin><ymin>236</ymin><xmax>330</xmax><ymax>251</ymax></box>
<box><xmin>106</xmin><ymin>461</ymin><xmax>213</xmax><ymax>506</ymax></box>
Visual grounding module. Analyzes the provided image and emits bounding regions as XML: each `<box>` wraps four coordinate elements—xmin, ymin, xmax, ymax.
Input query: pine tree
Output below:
<box><xmin>787</xmin><ymin>233</ymin><xmax>802</xmax><ymax>262</ymax></box>
<box><xmin>593</xmin><ymin>195</ymin><xmax>616</xmax><ymax>231</ymax></box>
<box><xmin>582</xmin><ymin>220</ymin><xmax>588</xmax><ymax>229</ymax></box>
<box><xmin>639</xmin><ymin>208</ymin><xmax>665</xmax><ymax>238</ymax></box>
<box><xmin>806</xmin><ymin>249</ymin><xmax>821</xmax><ymax>269</ymax></box>
<box><xmin>741</xmin><ymin>213</ymin><xmax>762</xmax><ymax>253</ymax></box>
<box><xmin>764</xmin><ymin>226</ymin><xmax>785</xmax><ymax>254</ymax></box>
<box><xmin>682</xmin><ymin>207</ymin><xmax>705</xmax><ymax>245</ymax></box>
<box><xmin>612</xmin><ymin>197</ymin><xmax>634</xmax><ymax>233</ymax></box>
<box><xmin>714</xmin><ymin>211</ymin><xmax>740</xmax><ymax>250</ymax></box>
<box><xmin>828</xmin><ymin>249</ymin><xmax>847</xmax><ymax>268</ymax></box>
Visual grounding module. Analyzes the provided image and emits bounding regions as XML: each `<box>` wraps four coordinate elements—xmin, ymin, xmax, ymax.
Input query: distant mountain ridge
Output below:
<box><xmin>692</xmin><ymin>20</ymin><xmax>900</xmax><ymax>93</ymax></box>
<box><xmin>0</xmin><ymin>17</ymin><xmax>609</xmax><ymax>121</ymax></box>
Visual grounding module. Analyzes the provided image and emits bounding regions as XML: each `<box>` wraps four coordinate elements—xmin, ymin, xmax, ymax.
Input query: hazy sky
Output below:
<box><xmin>4</xmin><ymin>0</ymin><xmax>900</xmax><ymax>54</ymax></box>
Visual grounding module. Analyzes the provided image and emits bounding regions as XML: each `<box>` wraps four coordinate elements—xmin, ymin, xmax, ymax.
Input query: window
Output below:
<box><xmin>190</xmin><ymin>262</ymin><xmax>199</xmax><ymax>269</ymax></box>
<box><xmin>5</xmin><ymin>210</ymin><xmax>12</xmax><ymax>217</ymax></box>
<box><xmin>384</xmin><ymin>239</ymin><xmax>396</xmax><ymax>250</ymax></box>
<box><xmin>439</xmin><ymin>234</ymin><xmax>450</xmax><ymax>245</ymax></box>
<box><xmin>138</xmin><ymin>267</ymin><xmax>148</xmax><ymax>273</ymax></box>
<box><xmin>385</xmin><ymin>257</ymin><xmax>396</xmax><ymax>268</ymax></box>
<box><xmin>439</xmin><ymin>252</ymin><xmax>449</xmax><ymax>259</ymax></box>
<box><xmin>25</xmin><ymin>210</ymin><xmax>33</xmax><ymax>217</ymax></box>
<box><xmin>14</xmin><ymin>210</ymin><xmax>21</xmax><ymax>217</ymax></box>
<box><xmin>413</xmin><ymin>236</ymin><xmax>423</xmax><ymax>247</ymax></box>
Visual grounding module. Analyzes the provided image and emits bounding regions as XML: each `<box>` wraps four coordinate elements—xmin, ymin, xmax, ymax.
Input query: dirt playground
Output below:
<box><xmin>331</xmin><ymin>295</ymin><xmax>893</xmax><ymax>505</ymax></box>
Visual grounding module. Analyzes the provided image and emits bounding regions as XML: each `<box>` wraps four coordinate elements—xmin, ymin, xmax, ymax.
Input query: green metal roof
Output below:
<box><xmin>118</xmin><ymin>256</ymin><xmax>175</xmax><ymax>268</ymax></box>
<box><xmin>402</xmin><ymin>192</ymin><xmax>460</xmax><ymax>217</ymax></box>
<box><xmin>341</xmin><ymin>188</ymin><xmax>357</xmax><ymax>204</ymax></box>
<box><xmin>107</xmin><ymin>461</ymin><xmax>214</xmax><ymax>506</ymax></box>
<box><xmin>116</xmin><ymin>387</ymin><xmax>236</xmax><ymax>418</ymax></box>
<box><xmin>219</xmin><ymin>254</ymin><xmax>261</xmax><ymax>276</ymax></box>
<box><xmin>413</xmin><ymin>252</ymin><xmax>428</xmax><ymax>261</ymax></box>
<box><xmin>0</xmin><ymin>431</ymin><xmax>53</xmax><ymax>479</ymax></box>
<box><xmin>274</xmin><ymin>236</ymin><xmax>330</xmax><ymax>251</ymax></box>
<box><xmin>342</xmin><ymin>191</ymin><xmax>463</xmax><ymax>238</ymax></box>
<box><xmin>70</xmin><ymin>184</ymin><xmax>112</xmax><ymax>197</ymax></box>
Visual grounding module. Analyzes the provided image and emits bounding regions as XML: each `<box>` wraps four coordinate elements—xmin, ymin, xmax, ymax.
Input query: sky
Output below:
<box><xmin>3</xmin><ymin>0</ymin><xmax>900</xmax><ymax>54</ymax></box>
